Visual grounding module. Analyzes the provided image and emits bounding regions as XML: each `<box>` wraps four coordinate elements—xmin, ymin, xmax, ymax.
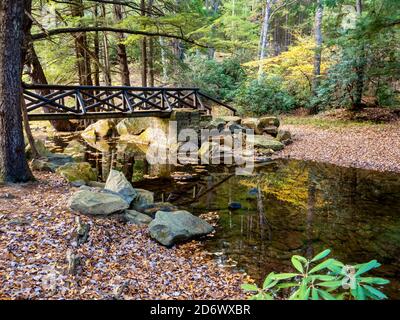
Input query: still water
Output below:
<box><xmin>48</xmin><ymin>135</ymin><xmax>400</xmax><ymax>298</ymax></box>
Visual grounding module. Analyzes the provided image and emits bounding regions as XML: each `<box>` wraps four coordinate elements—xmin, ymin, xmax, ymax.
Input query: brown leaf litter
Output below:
<box><xmin>0</xmin><ymin>173</ymin><xmax>249</xmax><ymax>300</ymax></box>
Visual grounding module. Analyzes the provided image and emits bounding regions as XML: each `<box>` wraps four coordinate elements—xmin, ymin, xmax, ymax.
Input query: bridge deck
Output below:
<box><xmin>23</xmin><ymin>84</ymin><xmax>236</xmax><ymax>120</ymax></box>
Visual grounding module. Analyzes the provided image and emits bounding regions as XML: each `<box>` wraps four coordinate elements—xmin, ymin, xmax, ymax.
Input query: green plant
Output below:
<box><xmin>241</xmin><ymin>249</ymin><xmax>389</xmax><ymax>300</ymax></box>
<box><xmin>235</xmin><ymin>77</ymin><xmax>296</xmax><ymax>116</ymax></box>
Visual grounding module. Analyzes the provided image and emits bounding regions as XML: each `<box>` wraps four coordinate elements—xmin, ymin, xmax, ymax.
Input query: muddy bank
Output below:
<box><xmin>275</xmin><ymin>122</ymin><xmax>400</xmax><ymax>173</ymax></box>
<box><xmin>0</xmin><ymin>173</ymin><xmax>248</xmax><ymax>299</ymax></box>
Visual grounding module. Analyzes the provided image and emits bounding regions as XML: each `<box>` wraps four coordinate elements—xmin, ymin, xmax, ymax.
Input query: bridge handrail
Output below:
<box><xmin>23</xmin><ymin>83</ymin><xmax>202</xmax><ymax>92</ymax></box>
<box><xmin>22</xmin><ymin>83</ymin><xmax>237</xmax><ymax>119</ymax></box>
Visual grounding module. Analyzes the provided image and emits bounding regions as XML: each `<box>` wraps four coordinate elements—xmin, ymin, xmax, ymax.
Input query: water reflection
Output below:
<box><xmin>47</xmin><ymin>136</ymin><xmax>400</xmax><ymax>298</ymax></box>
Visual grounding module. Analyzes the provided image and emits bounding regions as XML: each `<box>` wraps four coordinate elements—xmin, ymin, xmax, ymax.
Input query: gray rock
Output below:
<box><xmin>31</xmin><ymin>154</ymin><xmax>74</xmax><ymax>172</ymax></box>
<box><xmin>124</xmin><ymin>210</ymin><xmax>153</xmax><ymax>225</ymax></box>
<box><xmin>131</xmin><ymin>188</ymin><xmax>154</xmax><ymax>211</ymax></box>
<box><xmin>56</xmin><ymin>162</ymin><xmax>98</xmax><ymax>183</ymax></box>
<box><xmin>277</xmin><ymin>129</ymin><xmax>292</xmax><ymax>142</ymax></box>
<box><xmin>258</xmin><ymin>116</ymin><xmax>280</xmax><ymax>128</ymax></box>
<box><xmin>69</xmin><ymin>189</ymin><xmax>129</xmax><ymax>215</ymax></box>
<box><xmin>148</xmin><ymin>210</ymin><xmax>214</xmax><ymax>246</ymax></box>
<box><xmin>225</xmin><ymin>121</ymin><xmax>246</xmax><ymax>134</ymax></box>
<box><xmin>253</xmin><ymin>135</ymin><xmax>284</xmax><ymax>151</ymax></box>
<box><xmin>104</xmin><ymin>169</ymin><xmax>138</xmax><ymax>205</ymax></box>
<box><xmin>263</xmin><ymin>126</ymin><xmax>278</xmax><ymax>137</ymax></box>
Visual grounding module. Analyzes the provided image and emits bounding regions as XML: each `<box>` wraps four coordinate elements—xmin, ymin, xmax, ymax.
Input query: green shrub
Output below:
<box><xmin>235</xmin><ymin>77</ymin><xmax>296</xmax><ymax>116</ymax></box>
<box><xmin>177</xmin><ymin>55</ymin><xmax>245</xmax><ymax>101</ymax></box>
<box><xmin>242</xmin><ymin>249</ymin><xmax>389</xmax><ymax>300</ymax></box>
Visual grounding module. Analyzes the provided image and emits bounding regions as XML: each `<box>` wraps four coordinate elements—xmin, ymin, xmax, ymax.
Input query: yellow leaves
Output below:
<box><xmin>243</xmin><ymin>35</ymin><xmax>333</xmax><ymax>96</ymax></box>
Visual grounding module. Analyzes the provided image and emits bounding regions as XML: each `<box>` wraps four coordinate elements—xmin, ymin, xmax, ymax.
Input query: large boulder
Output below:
<box><xmin>241</xmin><ymin>118</ymin><xmax>260</xmax><ymax>133</ymax></box>
<box><xmin>31</xmin><ymin>154</ymin><xmax>73</xmax><ymax>172</ymax></box>
<box><xmin>131</xmin><ymin>188</ymin><xmax>154</xmax><ymax>211</ymax></box>
<box><xmin>81</xmin><ymin>119</ymin><xmax>115</xmax><ymax>142</ymax></box>
<box><xmin>277</xmin><ymin>129</ymin><xmax>292</xmax><ymax>142</ymax></box>
<box><xmin>253</xmin><ymin>135</ymin><xmax>284</xmax><ymax>151</ymax></box>
<box><xmin>56</xmin><ymin>162</ymin><xmax>97</xmax><ymax>182</ymax></box>
<box><xmin>69</xmin><ymin>189</ymin><xmax>129</xmax><ymax>215</ymax></box>
<box><xmin>148</xmin><ymin>210</ymin><xmax>214</xmax><ymax>246</ymax></box>
<box><xmin>258</xmin><ymin>116</ymin><xmax>280</xmax><ymax>128</ymax></box>
<box><xmin>124</xmin><ymin>210</ymin><xmax>153</xmax><ymax>225</ymax></box>
<box><xmin>242</xmin><ymin>117</ymin><xmax>280</xmax><ymax>135</ymax></box>
<box><xmin>104</xmin><ymin>169</ymin><xmax>137</xmax><ymax>204</ymax></box>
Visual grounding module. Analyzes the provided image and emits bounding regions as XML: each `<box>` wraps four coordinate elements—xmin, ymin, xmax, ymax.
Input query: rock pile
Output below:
<box><xmin>68</xmin><ymin>169</ymin><xmax>214</xmax><ymax>247</ymax></box>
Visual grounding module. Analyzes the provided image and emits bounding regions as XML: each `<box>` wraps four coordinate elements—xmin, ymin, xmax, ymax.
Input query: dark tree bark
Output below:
<box><xmin>147</xmin><ymin>0</ymin><xmax>155</xmax><ymax>87</ymax></box>
<box><xmin>148</xmin><ymin>39</ymin><xmax>155</xmax><ymax>86</ymax></box>
<box><xmin>93</xmin><ymin>4</ymin><xmax>101</xmax><ymax>87</ymax></box>
<box><xmin>140</xmin><ymin>0</ymin><xmax>148</xmax><ymax>87</ymax></box>
<box><xmin>70</xmin><ymin>0</ymin><xmax>93</xmax><ymax>86</ymax></box>
<box><xmin>100</xmin><ymin>4</ymin><xmax>112</xmax><ymax>86</ymax></box>
<box><xmin>0</xmin><ymin>0</ymin><xmax>33</xmax><ymax>182</ymax></box>
<box><xmin>113</xmin><ymin>4</ymin><xmax>130</xmax><ymax>86</ymax></box>
<box><xmin>352</xmin><ymin>0</ymin><xmax>366</xmax><ymax>110</ymax></box>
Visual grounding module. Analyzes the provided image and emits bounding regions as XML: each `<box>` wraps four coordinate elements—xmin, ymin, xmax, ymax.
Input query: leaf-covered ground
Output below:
<box><xmin>0</xmin><ymin>173</ymin><xmax>248</xmax><ymax>300</ymax></box>
<box><xmin>276</xmin><ymin>120</ymin><xmax>400</xmax><ymax>173</ymax></box>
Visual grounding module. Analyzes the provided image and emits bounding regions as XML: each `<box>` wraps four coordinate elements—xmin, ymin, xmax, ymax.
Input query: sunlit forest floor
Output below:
<box><xmin>277</xmin><ymin>109</ymin><xmax>400</xmax><ymax>173</ymax></box>
<box><xmin>0</xmin><ymin>173</ymin><xmax>248</xmax><ymax>299</ymax></box>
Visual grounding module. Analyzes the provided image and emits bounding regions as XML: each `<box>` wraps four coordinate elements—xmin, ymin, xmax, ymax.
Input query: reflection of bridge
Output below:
<box><xmin>23</xmin><ymin>84</ymin><xmax>236</xmax><ymax>121</ymax></box>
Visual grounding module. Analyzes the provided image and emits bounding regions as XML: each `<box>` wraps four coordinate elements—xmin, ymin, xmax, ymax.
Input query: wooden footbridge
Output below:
<box><xmin>23</xmin><ymin>84</ymin><xmax>236</xmax><ymax>121</ymax></box>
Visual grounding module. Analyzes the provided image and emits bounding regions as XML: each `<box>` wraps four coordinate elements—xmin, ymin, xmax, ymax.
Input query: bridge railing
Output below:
<box><xmin>23</xmin><ymin>84</ymin><xmax>236</xmax><ymax>121</ymax></box>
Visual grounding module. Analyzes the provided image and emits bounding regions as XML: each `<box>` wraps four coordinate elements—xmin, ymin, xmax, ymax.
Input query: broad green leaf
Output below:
<box><xmin>363</xmin><ymin>285</ymin><xmax>388</xmax><ymax>300</ymax></box>
<box><xmin>309</xmin><ymin>259</ymin><xmax>335</xmax><ymax>274</ymax></box>
<box><xmin>291</xmin><ymin>256</ymin><xmax>304</xmax><ymax>273</ymax></box>
<box><xmin>277</xmin><ymin>282</ymin><xmax>299</xmax><ymax>289</ymax></box>
<box><xmin>241</xmin><ymin>284</ymin><xmax>259</xmax><ymax>292</ymax></box>
<box><xmin>311</xmin><ymin>288</ymin><xmax>319</xmax><ymax>300</ymax></box>
<box><xmin>271</xmin><ymin>273</ymin><xmax>299</xmax><ymax>280</ymax></box>
<box><xmin>356</xmin><ymin>285</ymin><xmax>366</xmax><ymax>300</ymax></box>
<box><xmin>318</xmin><ymin>280</ymin><xmax>343</xmax><ymax>288</ymax></box>
<box><xmin>355</xmin><ymin>260</ymin><xmax>381</xmax><ymax>276</ymax></box>
<box><xmin>263</xmin><ymin>280</ymin><xmax>278</xmax><ymax>290</ymax></box>
<box><xmin>360</xmin><ymin>277</ymin><xmax>390</xmax><ymax>285</ymax></box>
<box><xmin>311</xmin><ymin>249</ymin><xmax>331</xmax><ymax>262</ymax></box>
<box><xmin>318</xmin><ymin>289</ymin><xmax>336</xmax><ymax>300</ymax></box>
<box><xmin>309</xmin><ymin>275</ymin><xmax>337</xmax><ymax>281</ymax></box>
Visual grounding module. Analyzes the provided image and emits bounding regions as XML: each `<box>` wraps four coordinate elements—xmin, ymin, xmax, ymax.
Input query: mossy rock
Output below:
<box><xmin>253</xmin><ymin>135</ymin><xmax>284</xmax><ymax>151</ymax></box>
<box><xmin>56</xmin><ymin>162</ymin><xmax>98</xmax><ymax>183</ymax></box>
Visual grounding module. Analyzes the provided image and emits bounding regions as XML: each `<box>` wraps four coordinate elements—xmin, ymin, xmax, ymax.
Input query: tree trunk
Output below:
<box><xmin>0</xmin><ymin>0</ymin><xmax>34</xmax><ymax>182</ymax></box>
<box><xmin>93</xmin><ymin>4</ymin><xmax>100</xmax><ymax>87</ymax></box>
<box><xmin>353</xmin><ymin>0</ymin><xmax>366</xmax><ymax>110</ymax></box>
<box><xmin>101</xmin><ymin>4</ymin><xmax>112</xmax><ymax>86</ymax></box>
<box><xmin>148</xmin><ymin>38</ymin><xmax>155</xmax><ymax>87</ymax></box>
<box><xmin>312</xmin><ymin>0</ymin><xmax>323</xmax><ymax>94</ymax></box>
<box><xmin>113</xmin><ymin>4</ymin><xmax>130</xmax><ymax>86</ymax></box>
<box><xmin>258</xmin><ymin>0</ymin><xmax>272</xmax><ymax>77</ymax></box>
<box><xmin>70</xmin><ymin>0</ymin><xmax>93</xmax><ymax>86</ymax></box>
<box><xmin>140</xmin><ymin>0</ymin><xmax>148</xmax><ymax>87</ymax></box>
<box><xmin>159</xmin><ymin>37</ymin><xmax>168</xmax><ymax>83</ymax></box>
